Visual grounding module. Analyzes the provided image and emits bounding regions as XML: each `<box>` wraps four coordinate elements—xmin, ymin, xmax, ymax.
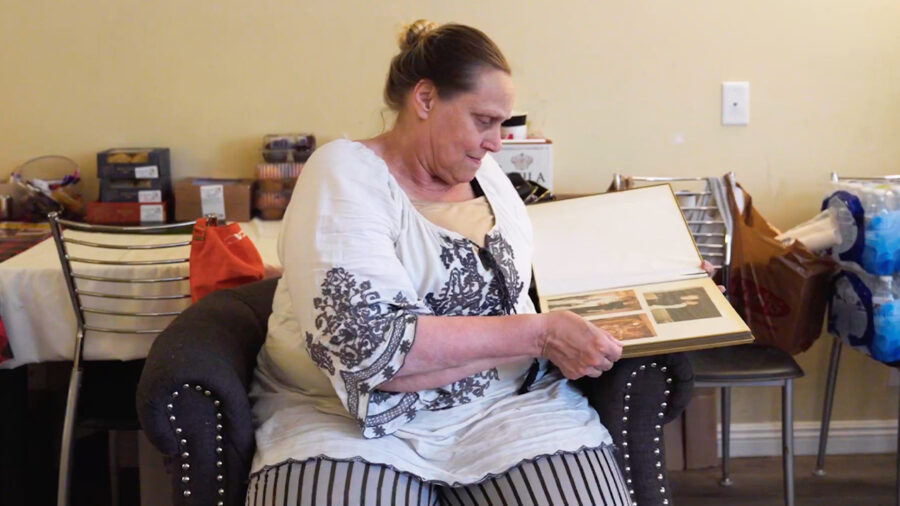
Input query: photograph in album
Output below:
<box><xmin>588</xmin><ymin>313</ymin><xmax>656</xmax><ymax>341</ymax></box>
<box><xmin>547</xmin><ymin>289</ymin><xmax>642</xmax><ymax>317</ymax></box>
<box><xmin>527</xmin><ymin>184</ymin><xmax>753</xmax><ymax>358</ymax></box>
<box><xmin>645</xmin><ymin>287</ymin><xmax>720</xmax><ymax>323</ymax></box>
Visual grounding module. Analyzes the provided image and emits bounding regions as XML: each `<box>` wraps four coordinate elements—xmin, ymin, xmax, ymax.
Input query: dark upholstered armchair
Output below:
<box><xmin>137</xmin><ymin>278</ymin><xmax>695</xmax><ymax>505</ymax></box>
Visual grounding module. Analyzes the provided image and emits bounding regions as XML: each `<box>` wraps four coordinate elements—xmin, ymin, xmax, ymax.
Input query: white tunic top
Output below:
<box><xmin>249</xmin><ymin>139</ymin><xmax>612</xmax><ymax>485</ymax></box>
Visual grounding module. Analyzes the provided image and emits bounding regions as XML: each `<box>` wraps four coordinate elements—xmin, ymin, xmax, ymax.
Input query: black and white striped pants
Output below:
<box><xmin>246</xmin><ymin>446</ymin><xmax>631</xmax><ymax>505</ymax></box>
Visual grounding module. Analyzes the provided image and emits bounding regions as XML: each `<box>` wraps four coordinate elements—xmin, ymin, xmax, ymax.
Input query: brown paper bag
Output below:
<box><xmin>726</xmin><ymin>182</ymin><xmax>837</xmax><ymax>354</ymax></box>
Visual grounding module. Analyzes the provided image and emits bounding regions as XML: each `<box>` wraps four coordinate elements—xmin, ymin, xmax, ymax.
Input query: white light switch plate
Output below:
<box><xmin>722</xmin><ymin>81</ymin><xmax>750</xmax><ymax>126</ymax></box>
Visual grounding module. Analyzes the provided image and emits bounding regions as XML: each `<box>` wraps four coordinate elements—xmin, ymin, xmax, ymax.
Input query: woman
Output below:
<box><xmin>247</xmin><ymin>20</ymin><xmax>630</xmax><ymax>505</ymax></box>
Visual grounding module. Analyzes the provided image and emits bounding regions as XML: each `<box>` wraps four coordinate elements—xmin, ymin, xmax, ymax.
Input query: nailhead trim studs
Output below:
<box><xmin>620</xmin><ymin>360</ymin><xmax>673</xmax><ymax>506</ymax></box>
<box><xmin>167</xmin><ymin>383</ymin><xmax>225</xmax><ymax>502</ymax></box>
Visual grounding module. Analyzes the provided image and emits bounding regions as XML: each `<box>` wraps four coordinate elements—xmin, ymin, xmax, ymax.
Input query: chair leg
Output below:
<box><xmin>57</xmin><ymin>365</ymin><xmax>83</xmax><ymax>506</ymax></box>
<box><xmin>109</xmin><ymin>430</ymin><xmax>120</xmax><ymax>506</ymax></box>
<box><xmin>720</xmin><ymin>386</ymin><xmax>733</xmax><ymax>487</ymax></box>
<box><xmin>783</xmin><ymin>379</ymin><xmax>795</xmax><ymax>506</ymax></box>
<box><xmin>815</xmin><ymin>337</ymin><xmax>843</xmax><ymax>476</ymax></box>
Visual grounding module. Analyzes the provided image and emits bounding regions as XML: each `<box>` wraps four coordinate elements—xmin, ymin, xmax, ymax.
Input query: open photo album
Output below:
<box><xmin>527</xmin><ymin>184</ymin><xmax>753</xmax><ymax>358</ymax></box>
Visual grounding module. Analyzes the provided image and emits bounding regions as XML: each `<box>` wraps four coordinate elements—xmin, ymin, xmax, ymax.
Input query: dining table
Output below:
<box><xmin>0</xmin><ymin>218</ymin><xmax>283</xmax><ymax>369</ymax></box>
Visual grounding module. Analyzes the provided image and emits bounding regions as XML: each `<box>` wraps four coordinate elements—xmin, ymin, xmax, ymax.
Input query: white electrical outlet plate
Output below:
<box><xmin>722</xmin><ymin>81</ymin><xmax>750</xmax><ymax>126</ymax></box>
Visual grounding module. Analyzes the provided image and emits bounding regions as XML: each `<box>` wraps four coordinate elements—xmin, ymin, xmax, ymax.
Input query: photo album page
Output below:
<box><xmin>527</xmin><ymin>185</ymin><xmax>752</xmax><ymax>358</ymax></box>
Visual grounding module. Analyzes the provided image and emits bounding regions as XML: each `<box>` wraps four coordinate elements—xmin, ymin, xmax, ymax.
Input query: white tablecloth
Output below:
<box><xmin>0</xmin><ymin>219</ymin><xmax>282</xmax><ymax>369</ymax></box>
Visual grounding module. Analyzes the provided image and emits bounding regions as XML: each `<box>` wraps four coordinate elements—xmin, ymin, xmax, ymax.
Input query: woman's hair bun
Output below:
<box><xmin>398</xmin><ymin>19</ymin><xmax>438</xmax><ymax>51</ymax></box>
<box><xmin>384</xmin><ymin>20</ymin><xmax>509</xmax><ymax>111</ymax></box>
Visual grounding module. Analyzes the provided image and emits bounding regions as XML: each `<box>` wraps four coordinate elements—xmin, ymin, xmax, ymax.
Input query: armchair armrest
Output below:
<box><xmin>137</xmin><ymin>278</ymin><xmax>278</xmax><ymax>506</ymax></box>
<box><xmin>578</xmin><ymin>353</ymin><xmax>694</xmax><ymax>506</ymax></box>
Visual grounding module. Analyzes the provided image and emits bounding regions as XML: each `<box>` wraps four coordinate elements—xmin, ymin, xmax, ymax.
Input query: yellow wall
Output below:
<box><xmin>2</xmin><ymin>1</ymin><xmax>899</xmax><ymax>423</ymax></box>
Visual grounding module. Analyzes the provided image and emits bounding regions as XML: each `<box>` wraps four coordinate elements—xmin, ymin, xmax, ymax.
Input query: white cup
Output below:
<box><xmin>501</xmin><ymin>113</ymin><xmax>527</xmax><ymax>140</ymax></box>
<box><xmin>501</xmin><ymin>125</ymin><xmax>526</xmax><ymax>140</ymax></box>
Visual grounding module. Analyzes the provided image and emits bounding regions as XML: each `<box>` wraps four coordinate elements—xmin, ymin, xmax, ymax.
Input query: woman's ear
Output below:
<box><xmin>411</xmin><ymin>79</ymin><xmax>437</xmax><ymax>120</ymax></box>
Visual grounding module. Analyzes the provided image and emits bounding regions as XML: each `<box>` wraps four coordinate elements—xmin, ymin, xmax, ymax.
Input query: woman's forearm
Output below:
<box><xmin>378</xmin><ymin>354</ymin><xmax>531</xmax><ymax>392</ymax></box>
<box><xmin>388</xmin><ymin>313</ymin><xmax>546</xmax><ymax>380</ymax></box>
<box><xmin>373</xmin><ymin>309</ymin><xmax>622</xmax><ymax>392</ymax></box>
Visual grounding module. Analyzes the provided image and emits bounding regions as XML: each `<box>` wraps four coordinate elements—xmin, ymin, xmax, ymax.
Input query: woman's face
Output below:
<box><xmin>424</xmin><ymin>68</ymin><xmax>514</xmax><ymax>185</ymax></box>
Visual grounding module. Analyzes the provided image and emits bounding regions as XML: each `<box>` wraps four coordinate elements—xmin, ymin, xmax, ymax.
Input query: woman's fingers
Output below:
<box><xmin>544</xmin><ymin>310</ymin><xmax>625</xmax><ymax>380</ymax></box>
<box><xmin>584</xmin><ymin>356</ymin><xmax>615</xmax><ymax>377</ymax></box>
<box><xmin>700</xmin><ymin>260</ymin><xmax>716</xmax><ymax>277</ymax></box>
<box><xmin>592</xmin><ymin>327</ymin><xmax>623</xmax><ymax>360</ymax></box>
<box><xmin>582</xmin><ymin>330</ymin><xmax>621</xmax><ymax>377</ymax></box>
<box><xmin>585</xmin><ymin>367</ymin><xmax>604</xmax><ymax>378</ymax></box>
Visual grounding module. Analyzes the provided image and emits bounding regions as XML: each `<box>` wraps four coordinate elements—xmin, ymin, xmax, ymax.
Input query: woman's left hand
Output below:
<box><xmin>700</xmin><ymin>260</ymin><xmax>727</xmax><ymax>293</ymax></box>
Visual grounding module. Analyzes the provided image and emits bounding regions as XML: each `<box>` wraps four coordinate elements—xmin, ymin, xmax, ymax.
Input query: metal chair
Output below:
<box><xmin>815</xmin><ymin>172</ymin><xmax>900</xmax><ymax>505</ymax></box>
<box><xmin>613</xmin><ymin>174</ymin><xmax>804</xmax><ymax>506</ymax></box>
<box><xmin>49</xmin><ymin>212</ymin><xmax>194</xmax><ymax>506</ymax></box>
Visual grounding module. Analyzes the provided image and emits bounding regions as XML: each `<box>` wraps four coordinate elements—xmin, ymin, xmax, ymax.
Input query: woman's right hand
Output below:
<box><xmin>539</xmin><ymin>311</ymin><xmax>624</xmax><ymax>380</ymax></box>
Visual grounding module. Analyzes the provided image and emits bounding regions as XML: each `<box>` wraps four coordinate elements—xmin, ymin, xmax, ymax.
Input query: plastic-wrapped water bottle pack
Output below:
<box><xmin>825</xmin><ymin>181</ymin><xmax>900</xmax><ymax>364</ymax></box>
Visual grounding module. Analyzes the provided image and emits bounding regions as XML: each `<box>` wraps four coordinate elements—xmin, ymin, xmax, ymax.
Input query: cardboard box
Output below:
<box><xmin>99</xmin><ymin>177</ymin><xmax>172</xmax><ymax>203</ymax></box>
<box><xmin>684</xmin><ymin>387</ymin><xmax>719</xmax><ymax>469</ymax></box>
<box><xmin>86</xmin><ymin>201</ymin><xmax>167</xmax><ymax>225</ymax></box>
<box><xmin>492</xmin><ymin>139</ymin><xmax>553</xmax><ymax>190</ymax></box>
<box><xmin>664</xmin><ymin>412</ymin><xmax>685</xmax><ymax>471</ymax></box>
<box><xmin>97</xmin><ymin>148</ymin><xmax>171</xmax><ymax>179</ymax></box>
<box><xmin>173</xmin><ymin>178</ymin><xmax>254</xmax><ymax>222</ymax></box>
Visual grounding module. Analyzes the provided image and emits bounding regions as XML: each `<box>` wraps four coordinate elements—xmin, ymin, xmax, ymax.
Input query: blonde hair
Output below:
<box><xmin>384</xmin><ymin>19</ymin><xmax>511</xmax><ymax>111</ymax></box>
<box><xmin>397</xmin><ymin>19</ymin><xmax>439</xmax><ymax>52</ymax></box>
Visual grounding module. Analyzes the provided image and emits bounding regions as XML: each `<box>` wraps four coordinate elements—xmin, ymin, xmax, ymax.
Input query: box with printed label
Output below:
<box><xmin>173</xmin><ymin>178</ymin><xmax>254</xmax><ymax>222</ymax></box>
<box><xmin>85</xmin><ymin>201</ymin><xmax>167</xmax><ymax>225</ymax></box>
<box><xmin>492</xmin><ymin>139</ymin><xmax>553</xmax><ymax>191</ymax></box>
<box><xmin>97</xmin><ymin>148</ymin><xmax>171</xmax><ymax>179</ymax></box>
<box><xmin>99</xmin><ymin>178</ymin><xmax>172</xmax><ymax>204</ymax></box>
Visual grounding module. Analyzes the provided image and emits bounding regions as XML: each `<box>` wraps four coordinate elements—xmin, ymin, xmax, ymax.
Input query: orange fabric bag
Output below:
<box><xmin>189</xmin><ymin>218</ymin><xmax>265</xmax><ymax>302</ymax></box>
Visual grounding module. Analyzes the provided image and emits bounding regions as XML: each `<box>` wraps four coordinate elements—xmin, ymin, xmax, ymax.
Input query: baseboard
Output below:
<box><xmin>718</xmin><ymin>420</ymin><xmax>898</xmax><ymax>457</ymax></box>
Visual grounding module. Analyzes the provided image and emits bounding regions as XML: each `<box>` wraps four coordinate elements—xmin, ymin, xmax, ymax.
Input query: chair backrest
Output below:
<box><xmin>612</xmin><ymin>174</ymin><xmax>733</xmax><ymax>288</ymax></box>
<box><xmin>48</xmin><ymin>212</ymin><xmax>195</xmax><ymax>365</ymax></box>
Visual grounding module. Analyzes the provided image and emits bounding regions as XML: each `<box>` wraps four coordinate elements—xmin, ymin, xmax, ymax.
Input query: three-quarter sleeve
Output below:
<box><xmin>279</xmin><ymin>143</ymin><xmax>430</xmax><ymax>438</ymax></box>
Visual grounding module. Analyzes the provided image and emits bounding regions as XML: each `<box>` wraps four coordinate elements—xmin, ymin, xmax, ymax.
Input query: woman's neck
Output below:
<box><xmin>362</xmin><ymin>123</ymin><xmax>474</xmax><ymax>203</ymax></box>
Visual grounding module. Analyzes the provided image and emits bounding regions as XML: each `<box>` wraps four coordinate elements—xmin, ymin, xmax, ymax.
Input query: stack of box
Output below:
<box><xmin>255</xmin><ymin>163</ymin><xmax>302</xmax><ymax>219</ymax></box>
<box><xmin>262</xmin><ymin>133</ymin><xmax>315</xmax><ymax>163</ymax></box>
<box><xmin>254</xmin><ymin>133</ymin><xmax>314</xmax><ymax>220</ymax></box>
<box><xmin>87</xmin><ymin>148</ymin><xmax>172</xmax><ymax>224</ymax></box>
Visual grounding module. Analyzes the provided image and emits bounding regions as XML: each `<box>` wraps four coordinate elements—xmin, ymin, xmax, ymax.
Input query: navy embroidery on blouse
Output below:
<box><xmin>426</xmin><ymin>236</ymin><xmax>491</xmax><ymax>315</ymax></box>
<box><xmin>368</xmin><ymin>390</ymin><xmax>393</xmax><ymax>405</ymax></box>
<box><xmin>423</xmin><ymin>368</ymin><xmax>501</xmax><ymax>410</ymax></box>
<box><xmin>482</xmin><ymin>233</ymin><xmax>524</xmax><ymax>315</ymax></box>
<box><xmin>307</xmin><ymin>267</ymin><xmax>418</xmax><ymax>437</ymax></box>
<box><xmin>305</xmin><ymin>333</ymin><xmax>335</xmax><ymax>375</ymax></box>
<box><xmin>312</xmin><ymin>267</ymin><xmax>408</xmax><ymax>369</ymax></box>
<box><xmin>421</xmin><ymin>232</ymin><xmax>525</xmax><ymax>408</ymax></box>
<box><xmin>425</xmin><ymin>233</ymin><xmax>523</xmax><ymax>316</ymax></box>
<box><xmin>306</xmin><ymin>231</ymin><xmax>527</xmax><ymax>436</ymax></box>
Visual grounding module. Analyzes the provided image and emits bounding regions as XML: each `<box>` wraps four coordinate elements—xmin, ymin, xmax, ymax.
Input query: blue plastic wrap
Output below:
<box><xmin>873</xmin><ymin>300</ymin><xmax>900</xmax><ymax>363</ymax></box>
<box><xmin>825</xmin><ymin>184</ymin><xmax>900</xmax><ymax>365</ymax></box>
<box><xmin>829</xmin><ymin>266</ymin><xmax>900</xmax><ymax>365</ymax></box>
<box><xmin>861</xmin><ymin>211</ymin><xmax>900</xmax><ymax>276</ymax></box>
<box><xmin>821</xmin><ymin>191</ymin><xmax>865</xmax><ymax>264</ymax></box>
<box><xmin>828</xmin><ymin>270</ymin><xmax>874</xmax><ymax>349</ymax></box>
